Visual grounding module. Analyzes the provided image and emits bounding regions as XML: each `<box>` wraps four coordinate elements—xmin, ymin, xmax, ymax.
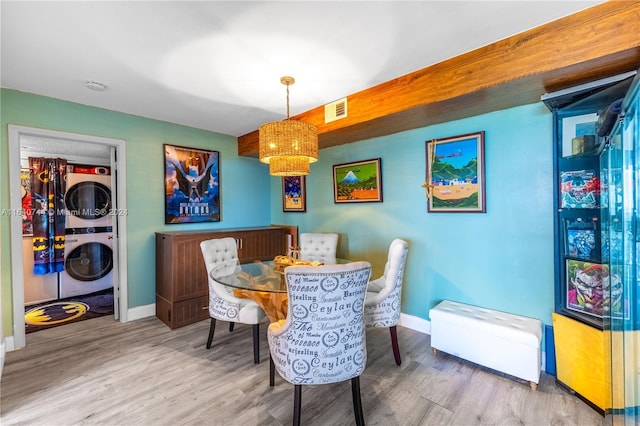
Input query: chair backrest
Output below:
<box><xmin>270</xmin><ymin>261</ymin><xmax>372</xmax><ymax>385</ymax></box>
<box><xmin>200</xmin><ymin>237</ymin><xmax>239</xmax><ymax>278</ymax></box>
<box><xmin>365</xmin><ymin>239</ymin><xmax>409</xmax><ymax>325</ymax></box>
<box><xmin>299</xmin><ymin>232</ymin><xmax>339</xmax><ymax>264</ymax></box>
<box><xmin>200</xmin><ymin>237</ymin><xmax>246</xmax><ymax>318</ymax></box>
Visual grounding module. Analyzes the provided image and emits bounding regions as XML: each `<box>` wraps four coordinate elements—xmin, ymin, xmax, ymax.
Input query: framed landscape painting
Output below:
<box><xmin>425</xmin><ymin>131</ymin><xmax>486</xmax><ymax>213</ymax></box>
<box><xmin>333</xmin><ymin>158</ymin><xmax>382</xmax><ymax>203</ymax></box>
<box><xmin>164</xmin><ymin>144</ymin><xmax>220</xmax><ymax>224</ymax></box>
<box><xmin>282</xmin><ymin>175</ymin><xmax>306</xmax><ymax>212</ymax></box>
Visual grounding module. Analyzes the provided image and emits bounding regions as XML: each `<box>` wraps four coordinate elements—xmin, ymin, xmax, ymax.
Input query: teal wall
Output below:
<box><xmin>1</xmin><ymin>89</ymin><xmax>555</xmax><ymax>338</ymax></box>
<box><xmin>272</xmin><ymin>103</ymin><xmax>555</xmax><ymax>324</ymax></box>
<box><xmin>0</xmin><ymin>89</ymin><xmax>271</xmax><ymax>336</ymax></box>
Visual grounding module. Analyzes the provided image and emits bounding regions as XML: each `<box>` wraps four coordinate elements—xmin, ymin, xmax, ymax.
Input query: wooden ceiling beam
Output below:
<box><xmin>238</xmin><ymin>1</ymin><xmax>640</xmax><ymax>157</ymax></box>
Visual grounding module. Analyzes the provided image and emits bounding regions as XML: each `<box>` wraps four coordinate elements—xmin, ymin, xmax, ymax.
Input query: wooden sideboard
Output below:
<box><xmin>155</xmin><ymin>226</ymin><xmax>292</xmax><ymax>329</ymax></box>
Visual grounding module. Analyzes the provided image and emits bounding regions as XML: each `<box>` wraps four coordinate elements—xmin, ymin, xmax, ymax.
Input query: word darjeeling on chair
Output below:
<box><xmin>268</xmin><ymin>261</ymin><xmax>372</xmax><ymax>426</ymax></box>
<box><xmin>298</xmin><ymin>232</ymin><xmax>338</xmax><ymax>264</ymax></box>
<box><xmin>364</xmin><ymin>238</ymin><xmax>409</xmax><ymax>365</ymax></box>
<box><xmin>200</xmin><ymin>237</ymin><xmax>266</xmax><ymax>364</ymax></box>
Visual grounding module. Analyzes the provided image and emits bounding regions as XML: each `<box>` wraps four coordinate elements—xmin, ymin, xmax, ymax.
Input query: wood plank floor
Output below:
<box><xmin>1</xmin><ymin>316</ymin><xmax>603</xmax><ymax>425</ymax></box>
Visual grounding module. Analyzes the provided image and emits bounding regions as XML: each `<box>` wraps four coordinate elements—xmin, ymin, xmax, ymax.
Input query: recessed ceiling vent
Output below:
<box><xmin>324</xmin><ymin>97</ymin><xmax>347</xmax><ymax>123</ymax></box>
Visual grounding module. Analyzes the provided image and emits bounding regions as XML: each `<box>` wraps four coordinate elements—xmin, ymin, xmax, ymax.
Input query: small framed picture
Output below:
<box><xmin>164</xmin><ymin>144</ymin><xmax>220</xmax><ymax>224</ymax></box>
<box><xmin>282</xmin><ymin>176</ymin><xmax>306</xmax><ymax>212</ymax></box>
<box><xmin>425</xmin><ymin>131</ymin><xmax>485</xmax><ymax>213</ymax></box>
<box><xmin>333</xmin><ymin>158</ymin><xmax>382</xmax><ymax>203</ymax></box>
<box><xmin>561</xmin><ymin>113</ymin><xmax>598</xmax><ymax>157</ymax></box>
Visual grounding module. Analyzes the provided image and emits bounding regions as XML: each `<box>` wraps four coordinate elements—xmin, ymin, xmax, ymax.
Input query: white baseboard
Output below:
<box><xmin>126</xmin><ymin>303</ymin><xmax>156</xmax><ymax>322</ymax></box>
<box><xmin>398</xmin><ymin>312</ymin><xmax>430</xmax><ymax>334</ymax></box>
<box><xmin>0</xmin><ymin>337</ymin><xmax>6</xmax><ymax>377</ymax></box>
<box><xmin>2</xmin><ymin>335</ymin><xmax>15</xmax><ymax>353</ymax></box>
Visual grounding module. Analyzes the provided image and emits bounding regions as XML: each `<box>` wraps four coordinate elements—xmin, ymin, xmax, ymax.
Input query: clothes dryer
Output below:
<box><xmin>59</xmin><ymin>230</ymin><xmax>113</xmax><ymax>299</ymax></box>
<box><xmin>64</xmin><ymin>165</ymin><xmax>112</xmax><ymax>230</ymax></box>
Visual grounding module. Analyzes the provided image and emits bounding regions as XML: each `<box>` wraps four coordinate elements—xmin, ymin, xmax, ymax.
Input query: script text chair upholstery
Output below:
<box><xmin>299</xmin><ymin>232</ymin><xmax>339</xmax><ymax>264</ymax></box>
<box><xmin>200</xmin><ymin>237</ymin><xmax>266</xmax><ymax>364</ymax></box>
<box><xmin>268</xmin><ymin>261</ymin><xmax>372</xmax><ymax>426</ymax></box>
<box><xmin>364</xmin><ymin>238</ymin><xmax>409</xmax><ymax>366</ymax></box>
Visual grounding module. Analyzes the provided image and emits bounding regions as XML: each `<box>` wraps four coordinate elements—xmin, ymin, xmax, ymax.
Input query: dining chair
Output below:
<box><xmin>363</xmin><ymin>238</ymin><xmax>409</xmax><ymax>366</ymax></box>
<box><xmin>268</xmin><ymin>261</ymin><xmax>372</xmax><ymax>426</ymax></box>
<box><xmin>200</xmin><ymin>237</ymin><xmax>266</xmax><ymax>364</ymax></box>
<box><xmin>298</xmin><ymin>232</ymin><xmax>339</xmax><ymax>264</ymax></box>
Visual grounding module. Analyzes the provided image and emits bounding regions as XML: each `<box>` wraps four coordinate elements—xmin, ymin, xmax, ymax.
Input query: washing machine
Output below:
<box><xmin>64</xmin><ymin>165</ymin><xmax>113</xmax><ymax>230</ymax></box>
<box><xmin>59</xmin><ymin>230</ymin><xmax>113</xmax><ymax>299</ymax></box>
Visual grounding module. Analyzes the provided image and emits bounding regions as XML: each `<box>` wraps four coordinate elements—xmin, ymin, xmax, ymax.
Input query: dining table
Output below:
<box><xmin>209</xmin><ymin>257</ymin><xmax>349</xmax><ymax>322</ymax></box>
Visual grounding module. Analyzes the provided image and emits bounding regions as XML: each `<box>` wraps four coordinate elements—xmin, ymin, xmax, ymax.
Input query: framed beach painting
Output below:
<box><xmin>333</xmin><ymin>158</ymin><xmax>382</xmax><ymax>203</ymax></box>
<box><xmin>425</xmin><ymin>131</ymin><xmax>486</xmax><ymax>213</ymax></box>
<box><xmin>282</xmin><ymin>175</ymin><xmax>306</xmax><ymax>212</ymax></box>
<box><xmin>164</xmin><ymin>144</ymin><xmax>220</xmax><ymax>224</ymax></box>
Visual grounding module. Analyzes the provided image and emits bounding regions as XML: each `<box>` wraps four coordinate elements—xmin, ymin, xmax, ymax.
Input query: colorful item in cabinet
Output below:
<box><xmin>560</xmin><ymin>170</ymin><xmax>600</xmax><ymax>209</ymax></box>
<box><xmin>567</xmin><ymin>229</ymin><xmax>596</xmax><ymax>259</ymax></box>
<box><xmin>566</xmin><ymin>260</ymin><xmax>623</xmax><ymax>319</ymax></box>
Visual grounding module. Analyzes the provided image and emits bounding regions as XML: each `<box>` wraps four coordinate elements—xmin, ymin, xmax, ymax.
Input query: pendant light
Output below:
<box><xmin>259</xmin><ymin>76</ymin><xmax>318</xmax><ymax>176</ymax></box>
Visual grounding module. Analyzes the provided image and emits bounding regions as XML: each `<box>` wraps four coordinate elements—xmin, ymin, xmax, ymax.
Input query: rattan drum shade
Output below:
<box><xmin>259</xmin><ymin>119</ymin><xmax>318</xmax><ymax>176</ymax></box>
<box><xmin>258</xmin><ymin>76</ymin><xmax>318</xmax><ymax>176</ymax></box>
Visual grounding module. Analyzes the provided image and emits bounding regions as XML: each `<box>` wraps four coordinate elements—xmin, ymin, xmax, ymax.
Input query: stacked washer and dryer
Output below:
<box><xmin>60</xmin><ymin>164</ymin><xmax>114</xmax><ymax>299</ymax></box>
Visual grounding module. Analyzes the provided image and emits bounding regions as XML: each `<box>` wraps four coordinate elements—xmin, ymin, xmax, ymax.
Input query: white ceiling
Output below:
<box><xmin>1</xmin><ymin>1</ymin><xmax>604</xmax><ymax>138</ymax></box>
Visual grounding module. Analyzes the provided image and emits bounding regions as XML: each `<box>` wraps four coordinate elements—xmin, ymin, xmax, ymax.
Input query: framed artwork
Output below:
<box><xmin>566</xmin><ymin>259</ymin><xmax>623</xmax><ymax>319</ymax></box>
<box><xmin>561</xmin><ymin>113</ymin><xmax>598</xmax><ymax>157</ymax></box>
<box><xmin>282</xmin><ymin>176</ymin><xmax>306</xmax><ymax>212</ymax></box>
<box><xmin>425</xmin><ymin>131</ymin><xmax>486</xmax><ymax>213</ymax></box>
<box><xmin>333</xmin><ymin>158</ymin><xmax>382</xmax><ymax>204</ymax></box>
<box><xmin>164</xmin><ymin>144</ymin><xmax>220</xmax><ymax>224</ymax></box>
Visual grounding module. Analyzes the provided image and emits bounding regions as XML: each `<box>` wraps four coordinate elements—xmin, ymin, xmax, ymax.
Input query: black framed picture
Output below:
<box><xmin>332</xmin><ymin>158</ymin><xmax>382</xmax><ymax>204</ymax></box>
<box><xmin>164</xmin><ymin>144</ymin><xmax>220</xmax><ymax>224</ymax></box>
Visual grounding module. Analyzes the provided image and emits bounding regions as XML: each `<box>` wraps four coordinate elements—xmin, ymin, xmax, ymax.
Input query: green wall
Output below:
<box><xmin>272</xmin><ymin>103</ymin><xmax>555</xmax><ymax>324</ymax></box>
<box><xmin>1</xmin><ymin>89</ymin><xmax>271</xmax><ymax>337</ymax></box>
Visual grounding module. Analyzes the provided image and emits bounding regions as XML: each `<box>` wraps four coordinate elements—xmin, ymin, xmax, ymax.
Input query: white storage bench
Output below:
<box><xmin>429</xmin><ymin>300</ymin><xmax>543</xmax><ymax>390</ymax></box>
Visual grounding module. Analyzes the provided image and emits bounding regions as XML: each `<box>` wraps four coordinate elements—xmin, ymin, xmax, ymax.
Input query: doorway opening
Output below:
<box><xmin>7</xmin><ymin>125</ymin><xmax>128</xmax><ymax>349</ymax></box>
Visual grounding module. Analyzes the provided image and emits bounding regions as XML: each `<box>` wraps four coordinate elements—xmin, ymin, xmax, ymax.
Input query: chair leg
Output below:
<box><xmin>206</xmin><ymin>318</ymin><xmax>216</xmax><ymax>349</ymax></box>
<box><xmin>229</xmin><ymin>322</ymin><xmax>235</xmax><ymax>332</ymax></box>
<box><xmin>253</xmin><ymin>324</ymin><xmax>260</xmax><ymax>364</ymax></box>
<box><xmin>390</xmin><ymin>325</ymin><xmax>401</xmax><ymax>366</ymax></box>
<box><xmin>293</xmin><ymin>385</ymin><xmax>302</xmax><ymax>426</ymax></box>
<box><xmin>269</xmin><ymin>354</ymin><xmax>275</xmax><ymax>387</ymax></box>
<box><xmin>351</xmin><ymin>376</ymin><xmax>365</xmax><ymax>426</ymax></box>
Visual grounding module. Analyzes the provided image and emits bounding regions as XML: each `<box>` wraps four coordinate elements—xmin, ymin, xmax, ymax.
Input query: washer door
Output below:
<box><xmin>64</xmin><ymin>182</ymin><xmax>111</xmax><ymax>220</ymax></box>
<box><xmin>65</xmin><ymin>242</ymin><xmax>113</xmax><ymax>282</ymax></box>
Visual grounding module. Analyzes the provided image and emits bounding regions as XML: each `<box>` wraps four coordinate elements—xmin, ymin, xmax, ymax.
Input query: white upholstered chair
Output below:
<box><xmin>268</xmin><ymin>261</ymin><xmax>372</xmax><ymax>426</ymax></box>
<box><xmin>364</xmin><ymin>238</ymin><xmax>409</xmax><ymax>366</ymax></box>
<box><xmin>298</xmin><ymin>232</ymin><xmax>339</xmax><ymax>264</ymax></box>
<box><xmin>200</xmin><ymin>237</ymin><xmax>266</xmax><ymax>364</ymax></box>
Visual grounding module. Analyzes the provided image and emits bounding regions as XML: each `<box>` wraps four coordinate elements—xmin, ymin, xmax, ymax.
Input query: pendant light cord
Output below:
<box><xmin>286</xmin><ymin>83</ymin><xmax>290</xmax><ymax>119</ymax></box>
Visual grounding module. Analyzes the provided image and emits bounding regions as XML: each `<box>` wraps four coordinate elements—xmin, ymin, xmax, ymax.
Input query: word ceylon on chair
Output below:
<box><xmin>200</xmin><ymin>237</ymin><xmax>266</xmax><ymax>364</ymax></box>
<box><xmin>364</xmin><ymin>238</ymin><xmax>409</xmax><ymax>365</ymax></box>
<box><xmin>268</xmin><ymin>261</ymin><xmax>372</xmax><ymax>426</ymax></box>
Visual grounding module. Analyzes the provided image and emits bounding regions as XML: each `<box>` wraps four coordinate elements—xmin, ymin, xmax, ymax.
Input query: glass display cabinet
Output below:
<box><xmin>542</xmin><ymin>69</ymin><xmax>639</xmax><ymax>417</ymax></box>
